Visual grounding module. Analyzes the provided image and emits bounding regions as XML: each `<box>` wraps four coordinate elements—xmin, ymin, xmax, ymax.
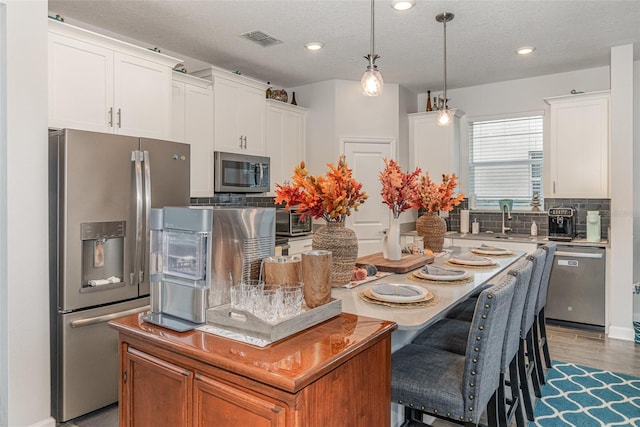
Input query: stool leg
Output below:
<box><xmin>539</xmin><ymin>307</ymin><xmax>552</xmax><ymax>369</ymax></box>
<box><xmin>526</xmin><ymin>329</ymin><xmax>542</xmax><ymax>398</ymax></box>
<box><xmin>518</xmin><ymin>339</ymin><xmax>535</xmax><ymax>421</ymax></box>
<box><xmin>488</xmin><ymin>390</ymin><xmax>500</xmax><ymax>427</ymax></box>
<box><xmin>509</xmin><ymin>356</ymin><xmax>526</xmax><ymax>427</ymax></box>
<box><xmin>497</xmin><ymin>371</ymin><xmax>508</xmax><ymax>427</ymax></box>
<box><xmin>532</xmin><ymin>316</ymin><xmax>546</xmax><ymax>385</ymax></box>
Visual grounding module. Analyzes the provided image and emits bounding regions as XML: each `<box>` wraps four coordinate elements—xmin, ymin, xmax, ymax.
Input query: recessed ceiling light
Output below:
<box><xmin>516</xmin><ymin>46</ymin><xmax>535</xmax><ymax>55</ymax></box>
<box><xmin>305</xmin><ymin>42</ymin><xmax>324</xmax><ymax>51</ymax></box>
<box><xmin>391</xmin><ymin>0</ymin><xmax>416</xmax><ymax>11</ymax></box>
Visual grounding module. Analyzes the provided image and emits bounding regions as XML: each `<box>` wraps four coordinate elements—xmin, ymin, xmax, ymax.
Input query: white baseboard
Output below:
<box><xmin>607</xmin><ymin>325</ymin><xmax>635</xmax><ymax>341</ymax></box>
<box><xmin>28</xmin><ymin>416</ymin><xmax>56</xmax><ymax>427</ymax></box>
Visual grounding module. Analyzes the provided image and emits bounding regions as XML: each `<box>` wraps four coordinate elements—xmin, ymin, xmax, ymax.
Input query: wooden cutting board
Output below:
<box><xmin>355</xmin><ymin>252</ymin><xmax>435</xmax><ymax>273</ymax></box>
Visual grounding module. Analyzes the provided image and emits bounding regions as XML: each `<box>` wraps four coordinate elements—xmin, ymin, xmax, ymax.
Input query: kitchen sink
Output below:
<box><xmin>493</xmin><ymin>233</ymin><xmax>531</xmax><ymax>240</ymax></box>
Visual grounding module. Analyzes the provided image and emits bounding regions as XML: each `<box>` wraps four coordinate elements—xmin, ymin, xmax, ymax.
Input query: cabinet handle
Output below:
<box><xmin>239</xmin><ymin>136</ymin><xmax>243</xmax><ymax>149</ymax></box>
<box><xmin>108</xmin><ymin>107</ymin><xmax>113</xmax><ymax>127</ymax></box>
<box><xmin>243</xmin><ymin>136</ymin><xmax>247</xmax><ymax>149</ymax></box>
<box><xmin>117</xmin><ymin>108</ymin><xmax>122</xmax><ymax>128</ymax></box>
<box><xmin>553</xmin><ymin>181</ymin><xmax>556</xmax><ymax>194</ymax></box>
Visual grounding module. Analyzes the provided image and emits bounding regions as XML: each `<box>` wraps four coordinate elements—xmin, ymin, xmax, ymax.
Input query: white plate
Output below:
<box><xmin>471</xmin><ymin>248</ymin><xmax>513</xmax><ymax>256</ymax></box>
<box><xmin>414</xmin><ymin>266</ymin><xmax>469</xmax><ymax>281</ymax></box>
<box><xmin>449</xmin><ymin>255</ymin><xmax>495</xmax><ymax>266</ymax></box>
<box><xmin>369</xmin><ymin>283</ymin><xmax>428</xmax><ymax>303</ymax></box>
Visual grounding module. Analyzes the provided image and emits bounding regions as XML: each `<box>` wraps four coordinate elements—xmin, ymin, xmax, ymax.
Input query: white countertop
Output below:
<box><xmin>331</xmin><ymin>247</ymin><xmax>526</xmax><ymax>352</ymax></box>
<box><xmin>443</xmin><ymin>231</ymin><xmax>609</xmax><ymax>248</ymax></box>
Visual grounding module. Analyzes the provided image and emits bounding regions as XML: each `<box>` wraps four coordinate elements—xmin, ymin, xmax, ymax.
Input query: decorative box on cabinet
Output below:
<box><xmin>171</xmin><ymin>72</ymin><xmax>214</xmax><ymax>197</ymax></box>
<box><xmin>48</xmin><ymin>19</ymin><xmax>179</xmax><ymax>140</ymax></box>
<box><xmin>265</xmin><ymin>100</ymin><xmax>308</xmax><ymax>193</ymax></box>
<box><xmin>545</xmin><ymin>91</ymin><xmax>610</xmax><ymax>198</ymax></box>
<box><xmin>192</xmin><ymin>66</ymin><xmax>268</xmax><ymax>156</ymax></box>
<box><xmin>111</xmin><ymin>312</ymin><xmax>396</xmax><ymax>427</ymax></box>
<box><xmin>408</xmin><ymin>109</ymin><xmax>464</xmax><ymax>179</ymax></box>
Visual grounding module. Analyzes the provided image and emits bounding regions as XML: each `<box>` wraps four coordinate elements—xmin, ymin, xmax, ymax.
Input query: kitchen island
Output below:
<box><xmin>332</xmin><ymin>246</ymin><xmax>526</xmax><ymax>352</ymax></box>
<box><xmin>109</xmin><ymin>312</ymin><xmax>396</xmax><ymax>427</ymax></box>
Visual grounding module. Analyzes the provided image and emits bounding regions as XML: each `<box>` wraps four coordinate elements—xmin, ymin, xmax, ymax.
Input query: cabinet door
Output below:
<box><xmin>266</xmin><ymin>104</ymin><xmax>306</xmax><ymax>193</ymax></box>
<box><xmin>213</xmin><ymin>78</ymin><xmax>242</xmax><ymax>153</ymax></box>
<box><xmin>122</xmin><ymin>347</ymin><xmax>192</xmax><ymax>427</ymax></box>
<box><xmin>409</xmin><ymin>112</ymin><xmax>459</xmax><ymax>178</ymax></box>
<box><xmin>171</xmin><ymin>81</ymin><xmax>186</xmax><ymax>143</ymax></box>
<box><xmin>239</xmin><ymin>86</ymin><xmax>266</xmax><ymax>155</ymax></box>
<box><xmin>287</xmin><ymin>238</ymin><xmax>312</xmax><ymax>255</ymax></box>
<box><xmin>185</xmin><ymin>84</ymin><xmax>214</xmax><ymax>197</ymax></box>
<box><xmin>114</xmin><ymin>53</ymin><xmax>172</xmax><ymax>139</ymax></box>
<box><xmin>548</xmin><ymin>93</ymin><xmax>609</xmax><ymax>198</ymax></box>
<box><xmin>48</xmin><ymin>32</ymin><xmax>114</xmax><ymax>133</ymax></box>
<box><xmin>194</xmin><ymin>374</ymin><xmax>286</xmax><ymax>427</ymax></box>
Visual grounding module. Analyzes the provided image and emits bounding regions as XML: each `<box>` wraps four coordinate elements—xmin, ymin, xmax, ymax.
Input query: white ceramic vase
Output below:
<box><xmin>385</xmin><ymin>216</ymin><xmax>402</xmax><ymax>261</ymax></box>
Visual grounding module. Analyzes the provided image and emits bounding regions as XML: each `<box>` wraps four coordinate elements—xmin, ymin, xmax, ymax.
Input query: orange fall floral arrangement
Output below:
<box><xmin>418</xmin><ymin>172</ymin><xmax>465</xmax><ymax>213</ymax></box>
<box><xmin>274</xmin><ymin>155</ymin><xmax>368</xmax><ymax>222</ymax></box>
<box><xmin>379</xmin><ymin>158</ymin><xmax>422</xmax><ymax>218</ymax></box>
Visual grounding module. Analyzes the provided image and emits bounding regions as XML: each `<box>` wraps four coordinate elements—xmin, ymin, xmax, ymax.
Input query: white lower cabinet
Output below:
<box><xmin>287</xmin><ymin>238</ymin><xmax>313</xmax><ymax>256</ymax></box>
<box><xmin>48</xmin><ymin>20</ymin><xmax>178</xmax><ymax>139</ymax></box>
<box><xmin>171</xmin><ymin>73</ymin><xmax>214</xmax><ymax>197</ymax></box>
<box><xmin>265</xmin><ymin>100</ymin><xmax>307</xmax><ymax>194</ymax></box>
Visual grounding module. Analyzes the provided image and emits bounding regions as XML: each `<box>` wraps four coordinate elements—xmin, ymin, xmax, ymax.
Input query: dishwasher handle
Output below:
<box><xmin>70</xmin><ymin>305</ymin><xmax>150</xmax><ymax>328</ymax></box>
<box><xmin>555</xmin><ymin>250</ymin><xmax>603</xmax><ymax>259</ymax></box>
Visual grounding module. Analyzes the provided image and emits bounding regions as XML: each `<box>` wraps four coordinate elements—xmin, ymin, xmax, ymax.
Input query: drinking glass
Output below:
<box><xmin>253</xmin><ymin>288</ymin><xmax>280</xmax><ymax>323</ymax></box>
<box><xmin>230</xmin><ymin>280</ymin><xmax>264</xmax><ymax>312</ymax></box>
<box><xmin>279</xmin><ymin>282</ymin><xmax>304</xmax><ymax>319</ymax></box>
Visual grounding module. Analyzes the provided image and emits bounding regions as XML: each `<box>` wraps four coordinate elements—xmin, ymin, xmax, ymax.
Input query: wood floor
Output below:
<box><xmin>62</xmin><ymin>324</ymin><xmax>638</xmax><ymax>427</ymax></box>
<box><xmin>546</xmin><ymin>323</ymin><xmax>639</xmax><ymax>377</ymax></box>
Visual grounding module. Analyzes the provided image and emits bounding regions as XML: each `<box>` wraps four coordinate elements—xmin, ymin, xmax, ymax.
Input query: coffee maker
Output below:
<box><xmin>548</xmin><ymin>207</ymin><xmax>576</xmax><ymax>241</ymax></box>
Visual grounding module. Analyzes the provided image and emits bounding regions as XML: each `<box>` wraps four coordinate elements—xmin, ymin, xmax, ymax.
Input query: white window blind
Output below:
<box><xmin>469</xmin><ymin>115</ymin><xmax>543</xmax><ymax>209</ymax></box>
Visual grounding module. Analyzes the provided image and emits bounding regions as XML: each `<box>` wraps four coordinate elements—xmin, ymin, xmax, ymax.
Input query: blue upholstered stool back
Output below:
<box><xmin>463</xmin><ymin>274</ymin><xmax>517</xmax><ymax>422</ymax></box>
<box><xmin>521</xmin><ymin>248</ymin><xmax>546</xmax><ymax>338</ymax></box>
<box><xmin>501</xmin><ymin>259</ymin><xmax>533</xmax><ymax>370</ymax></box>
<box><xmin>536</xmin><ymin>242</ymin><xmax>557</xmax><ymax>314</ymax></box>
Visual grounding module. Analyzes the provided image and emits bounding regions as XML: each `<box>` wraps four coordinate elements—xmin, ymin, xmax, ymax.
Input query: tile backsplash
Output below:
<box><xmin>444</xmin><ymin>198</ymin><xmax>610</xmax><ymax>239</ymax></box>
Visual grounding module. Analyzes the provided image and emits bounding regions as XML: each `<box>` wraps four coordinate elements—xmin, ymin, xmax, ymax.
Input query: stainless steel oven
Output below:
<box><xmin>214</xmin><ymin>151</ymin><xmax>270</xmax><ymax>193</ymax></box>
<box><xmin>276</xmin><ymin>207</ymin><xmax>312</xmax><ymax>236</ymax></box>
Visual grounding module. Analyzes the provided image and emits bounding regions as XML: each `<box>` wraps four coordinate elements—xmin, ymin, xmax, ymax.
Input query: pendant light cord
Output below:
<box><xmin>442</xmin><ymin>17</ymin><xmax>447</xmax><ymax>104</ymax></box>
<box><xmin>370</xmin><ymin>0</ymin><xmax>376</xmax><ymax>64</ymax></box>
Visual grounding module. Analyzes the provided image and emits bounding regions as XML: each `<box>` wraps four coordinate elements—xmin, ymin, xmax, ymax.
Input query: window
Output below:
<box><xmin>469</xmin><ymin>115</ymin><xmax>543</xmax><ymax>209</ymax></box>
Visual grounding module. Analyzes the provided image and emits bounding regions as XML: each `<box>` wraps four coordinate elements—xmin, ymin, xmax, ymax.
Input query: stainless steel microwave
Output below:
<box><xmin>214</xmin><ymin>151</ymin><xmax>270</xmax><ymax>193</ymax></box>
<box><xmin>276</xmin><ymin>207</ymin><xmax>312</xmax><ymax>236</ymax></box>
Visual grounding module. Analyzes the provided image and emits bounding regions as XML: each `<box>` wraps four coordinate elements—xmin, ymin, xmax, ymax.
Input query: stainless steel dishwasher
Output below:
<box><xmin>546</xmin><ymin>245</ymin><xmax>606</xmax><ymax>327</ymax></box>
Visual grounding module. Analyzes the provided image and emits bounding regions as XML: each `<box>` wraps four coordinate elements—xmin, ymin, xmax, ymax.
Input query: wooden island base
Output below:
<box><xmin>110</xmin><ymin>312</ymin><xmax>396</xmax><ymax>427</ymax></box>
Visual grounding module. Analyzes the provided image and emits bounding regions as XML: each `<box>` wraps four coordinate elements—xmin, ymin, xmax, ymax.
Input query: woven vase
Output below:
<box><xmin>416</xmin><ymin>212</ymin><xmax>446</xmax><ymax>252</ymax></box>
<box><xmin>312</xmin><ymin>221</ymin><xmax>358</xmax><ymax>287</ymax></box>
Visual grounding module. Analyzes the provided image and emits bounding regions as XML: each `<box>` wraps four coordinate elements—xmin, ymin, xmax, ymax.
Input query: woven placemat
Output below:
<box><xmin>407</xmin><ymin>272</ymin><xmax>474</xmax><ymax>285</ymax></box>
<box><xmin>446</xmin><ymin>260</ymin><xmax>497</xmax><ymax>269</ymax></box>
<box><xmin>470</xmin><ymin>250</ymin><xmax>514</xmax><ymax>258</ymax></box>
<box><xmin>358</xmin><ymin>289</ymin><xmax>440</xmax><ymax>309</ymax></box>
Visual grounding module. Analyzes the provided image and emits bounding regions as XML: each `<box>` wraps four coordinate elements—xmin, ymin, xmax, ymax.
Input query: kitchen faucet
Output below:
<box><xmin>501</xmin><ymin>204</ymin><xmax>512</xmax><ymax>234</ymax></box>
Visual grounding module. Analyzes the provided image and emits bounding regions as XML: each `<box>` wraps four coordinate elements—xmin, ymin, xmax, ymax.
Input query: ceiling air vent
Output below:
<box><xmin>240</xmin><ymin>30</ymin><xmax>283</xmax><ymax>47</ymax></box>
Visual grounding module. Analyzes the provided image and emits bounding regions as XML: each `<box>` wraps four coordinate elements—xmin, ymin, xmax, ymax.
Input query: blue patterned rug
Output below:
<box><xmin>530</xmin><ymin>361</ymin><xmax>640</xmax><ymax>427</ymax></box>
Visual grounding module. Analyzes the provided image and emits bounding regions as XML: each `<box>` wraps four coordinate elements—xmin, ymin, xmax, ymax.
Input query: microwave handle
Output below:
<box><xmin>258</xmin><ymin>162</ymin><xmax>264</xmax><ymax>186</ymax></box>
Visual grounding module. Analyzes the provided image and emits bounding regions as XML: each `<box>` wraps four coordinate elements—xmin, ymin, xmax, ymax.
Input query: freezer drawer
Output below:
<box><xmin>546</xmin><ymin>246</ymin><xmax>605</xmax><ymax>327</ymax></box>
<box><xmin>51</xmin><ymin>297</ymin><xmax>149</xmax><ymax>422</ymax></box>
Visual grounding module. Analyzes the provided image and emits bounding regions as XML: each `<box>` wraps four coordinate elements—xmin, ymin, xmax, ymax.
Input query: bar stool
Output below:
<box><xmin>391</xmin><ymin>274</ymin><xmax>517</xmax><ymax>427</ymax></box>
<box><xmin>517</xmin><ymin>248</ymin><xmax>546</xmax><ymax>421</ymax></box>
<box><xmin>412</xmin><ymin>259</ymin><xmax>533</xmax><ymax>427</ymax></box>
<box><xmin>533</xmin><ymin>242</ymin><xmax>557</xmax><ymax>383</ymax></box>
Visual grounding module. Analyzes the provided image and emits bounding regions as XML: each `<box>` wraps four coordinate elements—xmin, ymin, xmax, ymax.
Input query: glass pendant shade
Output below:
<box><xmin>361</xmin><ymin>65</ymin><xmax>384</xmax><ymax>96</ymax></box>
<box><xmin>437</xmin><ymin>108</ymin><xmax>452</xmax><ymax>126</ymax></box>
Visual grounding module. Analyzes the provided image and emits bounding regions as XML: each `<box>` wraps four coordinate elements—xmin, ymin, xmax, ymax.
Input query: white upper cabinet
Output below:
<box><xmin>192</xmin><ymin>67</ymin><xmax>268</xmax><ymax>156</ymax></box>
<box><xmin>48</xmin><ymin>20</ymin><xmax>179</xmax><ymax>139</ymax></box>
<box><xmin>408</xmin><ymin>109</ymin><xmax>463</xmax><ymax>179</ymax></box>
<box><xmin>171</xmin><ymin>73</ymin><xmax>214</xmax><ymax>197</ymax></box>
<box><xmin>265</xmin><ymin>100</ymin><xmax>307</xmax><ymax>194</ymax></box>
<box><xmin>545</xmin><ymin>91</ymin><xmax>610</xmax><ymax>198</ymax></box>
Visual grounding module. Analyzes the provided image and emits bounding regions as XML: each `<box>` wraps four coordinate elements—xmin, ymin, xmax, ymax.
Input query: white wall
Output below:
<box><xmin>1</xmin><ymin>1</ymin><xmax>54</xmax><ymax>426</ymax></box>
<box><xmin>635</xmin><ymin>56</ymin><xmax>640</xmax><ymax>325</ymax></box>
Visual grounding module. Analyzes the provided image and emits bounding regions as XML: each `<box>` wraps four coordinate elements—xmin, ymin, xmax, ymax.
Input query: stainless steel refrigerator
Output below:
<box><xmin>48</xmin><ymin>129</ymin><xmax>190</xmax><ymax>422</ymax></box>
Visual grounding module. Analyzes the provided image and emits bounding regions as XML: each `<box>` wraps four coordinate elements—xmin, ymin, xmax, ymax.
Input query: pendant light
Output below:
<box><xmin>435</xmin><ymin>12</ymin><xmax>454</xmax><ymax>126</ymax></box>
<box><xmin>361</xmin><ymin>0</ymin><xmax>383</xmax><ymax>96</ymax></box>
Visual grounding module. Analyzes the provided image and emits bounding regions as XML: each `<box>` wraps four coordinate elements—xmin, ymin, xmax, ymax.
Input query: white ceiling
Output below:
<box><xmin>48</xmin><ymin>0</ymin><xmax>640</xmax><ymax>94</ymax></box>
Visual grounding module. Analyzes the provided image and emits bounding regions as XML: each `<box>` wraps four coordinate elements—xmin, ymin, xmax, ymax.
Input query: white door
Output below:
<box><xmin>344</xmin><ymin>139</ymin><xmax>394</xmax><ymax>256</ymax></box>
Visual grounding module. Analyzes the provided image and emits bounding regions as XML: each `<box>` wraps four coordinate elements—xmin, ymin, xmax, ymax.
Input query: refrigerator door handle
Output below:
<box><xmin>142</xmin><ymin>150</ymin><xmax>152</xmax><ymax>284</ymax></box>
<box><xmin>69</xmin><ymin>305</ymin><xmax>151</xmax><ymax>328</ymax></box>
<box><xmin>132</xmin><ymin>150</ymin><xmax>143</xmax><ymax>285</ymax></box>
